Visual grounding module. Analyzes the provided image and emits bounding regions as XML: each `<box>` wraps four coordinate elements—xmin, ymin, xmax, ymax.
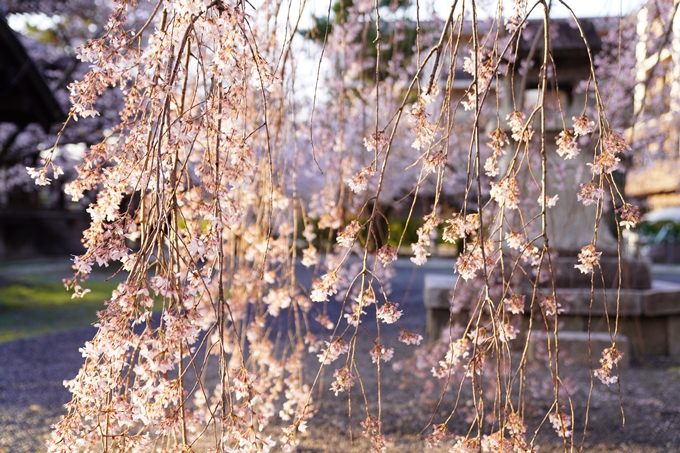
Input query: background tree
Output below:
<box><xmin>1</xmin><ymin>0</ymin><xmax>156</xmax><ymax>210</ymax></box>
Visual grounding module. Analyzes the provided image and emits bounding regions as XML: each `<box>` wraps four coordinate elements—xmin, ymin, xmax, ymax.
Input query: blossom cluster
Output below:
<box><xmin>507</xmin><ymin>110</ymin><xmax>533</xmax><ymax>142</ymax></box>
<box><xmin>317</xmin><ymin>339</ymin><xmax>350</xmax><ymax>365</ymax></box>
<box><xmin>549</xmin><ymin>411</ymin><xmax>573</xmax><ymax>438</ymax></box>
<box><xmin>594</xmin><ymin>346</ymin><xmax>624</xmax><ymax>385</ymax></box>
<box><xmin>616</xmin><ymin>203</ymin><xmax>641</xmax><ymax>229</ymax></box>
<box><xmin>411</xmin><ymin>213</ymin><xmax>441</xmax><ymax>265</ymax></box>
<box><xmin>410</xmin><ymin>94</ymin><xmax>438</xmax><ymax>150</ymax></box>
<box><xmin>577</xmin><ymin>182</ymin><xmax>605</xmax><ymax>206</ymax></box>
<box><xmin>462</xmin><ymin>49</ymin><xmax>497</xmax><ymax>111</ymax></box>
<box><xmin>330</xmin><ymin>366</ymin><xmax>356</xmax><ymax>396</ymax></box>
<box><xmin>490</xmin><ymin>178</ymin><xmax>520</xmax><ymax>209</ymax></box>
<box><xmin>590</xmin><ymin>131</ymin><xmax>630</xmax><ymax>175</ymax></box>
<box><xmin>575</xmin><ymin>244</ymin><xmax>602</xmax><ymax>274</ymax></box>
<box><xmin>455</xmin><ymin>239</ymin><xmax>496</xmax><ymax>281</ymax></box>
<box><xmin>555</xmin><ymin>129</ymin><xmax>580</xmax><ymax>159</ymax></box>
<box><xmin>442</xmin><ymin>213</ymin><xmax>479</xmax><ymax>243</ymax></box>
<box><xmin>485</xmin><ymin>127</ymin><xmax>509</xmax><ymax>177</ymax></box>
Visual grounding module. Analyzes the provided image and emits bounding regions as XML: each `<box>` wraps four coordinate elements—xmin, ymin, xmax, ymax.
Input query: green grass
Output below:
<box><xmin>0</xmin><ymin>280</ymin><xmax>118</xmax><ymax>343</ymax></box>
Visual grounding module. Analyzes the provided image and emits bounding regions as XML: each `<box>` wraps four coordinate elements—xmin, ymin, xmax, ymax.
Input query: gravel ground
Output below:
<box><xmin>0</xmin><ymin>327</ymin><xmax>97</xmax><ymax>453</ymax></box>
<box><xmin>1</xmin><ymin>324</ymin><xmax>679</xmax><ymax>453</ymax></box>
<box><xmin>1</xmin><ymin>259</ymin><xmax>680</xmax><ymax>452</ymax></box>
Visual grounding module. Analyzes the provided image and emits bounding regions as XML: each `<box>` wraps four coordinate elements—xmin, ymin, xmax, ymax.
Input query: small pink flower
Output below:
<box><xmin>490</xmin><ymin>178</ymin><xmax>520</xmax><ymax>209</ymax></box>
<box><xmin>549</xmin><ymin>410</ymin><xmax>572</xmax><ymax>438</ymax></box>
<box><xmin>317</xmin><ymin>338</ymin><xmax>349</xmax><ymax>365</ymax></box>
<box><xmin>376</xmin><ymin>302</ymin><xmax>402</xmax><ymax>324</ymax></box>
<box><xmin>572</xmin><ymin>114</ymin><xmax>595</xmax><ymax>136</ymax></box>
<box><xmin>377</xmin><ymin>245</ymin><xmax>397</xmax><ymax>267</ymax></box>
<box><xmin>330</xmin><ymin>366</ymin><xmax>356</xmax><ymax>395</ymax></box>
<box><xmin>556</xmin><ymin>130</ymin><xmax>579</xmax><ymax>159</ymax></box>
<box><xmin>425</xmin><ymin>424</ymin><xmax>450</xmax><ymax>448</ymax></box>
<box><xmin>505</xmin><ymin>231</ymin><xmax>524</xmax><ymax>250</ymax></box>
<box><xmin>506</xmin><ymin>110</ymin><xmax>533</xmax><ymax>142</ymax></box>
<box><xmin>347</xmin><ymin>166</ymin><xmax>375</xmax><ymax>193</ymax></box>
<box><xmin>540</xmin><ymin>295</ymin><xmax>563</xmax><ymax>317</ymax></box>
<box><xmin>363</xmin><ymin>131</ymin><xmax>388</xmax><ymax>152</ymax></box>
<box><xmin>577</xmin><ymin>182</ymin><xmax>605</xmax><ymax>206</ymax></box>
<box><xmin>575</xmin><ymin>244</ymin><xmax>601</xmax><ymax>274</ymax></box>
<box><xmin>594</xmin><ymin>346</ymin><xmax>624</xmax><ymax>385</ymax></box>
<box><xmin>398</xmin><ymin>330</ymin><xmax>423</xmax><ymax>345</ymax></box>
<box><xmin>487</xmin><ymin>127</ymin><xmax>509</xmax><ymax>154</ymax></box>
<box><xmin>369</xmin><ymin>343</ymin><xmax>394</xmax><ymax>363</ymax></box>
<box><xmin>310</xmin><ymin>272</ymin><xmax>339</xmax><ymax>302</ymax></box>
<box><xmin>336</xmin><ymin>220</ymin><xmax>362</xmax><ymax>248</ymax></box>
<box><xmin>504</xmin><ymin>294</ymin><xmax>525</xmax><ymax>314</ymax></box>
<box><xmin>616</xmin><ymin>203</ymin><xmax>641</xmax><ymax>229</ymax></box>
<box><xmin>423</xmin><ymin>150</ymin><xmax>447</xmax><ymax>174</ymax></box>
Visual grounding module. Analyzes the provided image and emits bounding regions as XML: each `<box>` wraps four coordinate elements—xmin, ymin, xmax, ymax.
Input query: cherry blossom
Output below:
<box><xmin>369</xmin><ymin>342</ymin><xmax>394</xmax><ymax>363</ymax></box>
<box><xmin>317</xmin><ymin>339</ymin><xmax>349</xmax><ymax>365</ymax></box>
<box><xmin>376</xmin><ymin>301</ymin><xmax>403</xmax><ymax>324</ymax></box>
<box><xmin>616</xmin><ymin>203</ymin><xmax>642</xmax><ymax>229</ymax></box>
<box><xmin>555</xmin><ymin>130</ymin><xmax>580</xmax><ymax>159</ymax></box>
<box><xmin>594</xmin><ymin>347</ymin><xmax>624</xmax><ymax>385</ymax></box>
<box><xmin>575</xmin><ymin>244</ymin><xmax>602</xmax><ymax>274</ymax></box>
<box><xmin>572</xmin><ymin>114</ymin><xmax>595</xmax><ymax>136</ymax></box>
<box><xmin>490</xmin><ymin>178</ymin><xmax>520</xmax><ymax>209</ymax></box>
<box><xmin>549</xmin><ymin>411</ymin><xmax>572</xmax><ymax>438</ymax></box>
<box><xmin>330</xmin><ymin>366</ymin><xmax>356</xmax><ymax>396</ymax></box>
<box><xmin>507</xmin><ymin>110</ymin><xmax>533</xmax><ymax>142</ymax></box>
<box><xmin>577</xmin><ymin>182</ymin><xmax>605</xmax><ymax>206</ymax></box>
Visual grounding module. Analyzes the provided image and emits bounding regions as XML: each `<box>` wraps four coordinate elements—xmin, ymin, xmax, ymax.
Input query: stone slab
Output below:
<box><xmin>545</xmin><ymin>288</ymin><xmax>642</xmax><ymax>316</ymax></box>
<box><xmin>527</xmin><ymin>331</ymin><xmax>630</xmax><ymax>368</ymax></box>
<box><xmin>519</xmin><ymin>284</ymin><xmax>680</xmax><ymax>317</ymax></box>
<box><xmin>540</xmin><ymin>256</ymin><xmax>651</xmax><ymax>290</ymax></box>
<box><xmin>642</xmin><ymin>282</ymin><xmax>680</xmax><ymax>315</ymax></box>
<box><xmin>422</xmin><ymin>273</ymin><xmax>680</xmax><ymax>356</ymax></box>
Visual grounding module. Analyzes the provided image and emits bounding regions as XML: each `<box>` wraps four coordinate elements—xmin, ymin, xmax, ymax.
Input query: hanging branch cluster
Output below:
<box><xmin>26</xmin><ymin>0</ymin><xmax>651</xmax><ymax>452</ymax></box>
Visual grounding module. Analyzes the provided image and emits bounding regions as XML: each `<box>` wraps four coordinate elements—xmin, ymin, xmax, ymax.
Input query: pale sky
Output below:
<box><xmin>431</xmin><ymin>0</ymin><xmax>646</xmax><ymax>20</ymax></box>
<box><xmin>299</xmin><ymin>1</ymin><xmax>648</xmax><ymax>32</ymax></box>
<box><xmin>10</xmin><ymin>1</ymin><xmax>648</xmax><ymax>36</ymax></box>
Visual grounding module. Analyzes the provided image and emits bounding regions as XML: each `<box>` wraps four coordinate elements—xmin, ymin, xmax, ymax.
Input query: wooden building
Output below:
<box><xmin>0</xmin><ymin>13</ymin><xmax>87</xmax><ymax>261</ymax></box>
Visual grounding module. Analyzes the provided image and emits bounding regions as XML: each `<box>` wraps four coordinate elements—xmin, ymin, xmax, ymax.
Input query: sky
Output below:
<box><xmin>9</xmin><ymin>1</ymin><xmax>648</xmax><ymax>36</ymax></box>
<box><xmin>516</xmin><ymin>0</ymin><xmax>646</xmax><ymax>18</ymax></box>
<box><xmin>303</xmin><ymin>0</ymin><xmax>648</xmax><ymax>20</ymax></box>
<box><xmin>429</xmin><ymin>0</ymin><xmax>647</xmax><ymax>20</ymax></box>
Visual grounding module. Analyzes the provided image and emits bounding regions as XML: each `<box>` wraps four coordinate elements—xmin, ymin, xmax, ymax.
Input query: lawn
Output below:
<box><xmin>0</xmin><ymin>262</ymin><xmax>119</xmax><ymax>343</ymax></box>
